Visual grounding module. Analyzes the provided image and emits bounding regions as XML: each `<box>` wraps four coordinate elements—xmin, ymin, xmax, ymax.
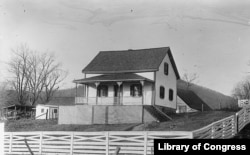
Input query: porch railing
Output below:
<box><xmin>75</xmin><ymin>97</ymin><xmax>143</xmax><ymax>105</ymax></box>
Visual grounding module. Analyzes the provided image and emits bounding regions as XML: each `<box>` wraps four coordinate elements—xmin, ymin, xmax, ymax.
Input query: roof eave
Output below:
<box><xmin>167</xmin><ymin>49</ymin><xmax>180</xmax><ymax>79</ymax></box>
<box><xmin>82</xmin><ymin>69</ymin><xmax>157</xmax><ymax>74</ymax></box>
<box><xmin>73</xmin><ymin>78</ymin><xmax>154</xmax><ymax>84</ymax></box>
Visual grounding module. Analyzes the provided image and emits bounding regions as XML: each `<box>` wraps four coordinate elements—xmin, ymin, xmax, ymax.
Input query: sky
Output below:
<box><xmin>0</xmin><ymin>0</ymin><xmax>250</xmax><ymax>96</ymax></box>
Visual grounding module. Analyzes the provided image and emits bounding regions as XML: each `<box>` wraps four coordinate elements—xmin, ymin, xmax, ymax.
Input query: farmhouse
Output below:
<box><xmin>59</xmin><ymin>47</ymin><xmax>180</xmax><ymax>124</ymax></box>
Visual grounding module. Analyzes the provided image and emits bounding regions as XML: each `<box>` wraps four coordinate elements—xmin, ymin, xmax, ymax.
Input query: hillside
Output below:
<box><xmin>54</xmin><ymin>85</ymin><xmax>85</xmax><ymax>97</ymax></box>
<box><xmin>177</xmin><ymin>80</ymin><xmax>238</xmax><ymax>110</ymax></box>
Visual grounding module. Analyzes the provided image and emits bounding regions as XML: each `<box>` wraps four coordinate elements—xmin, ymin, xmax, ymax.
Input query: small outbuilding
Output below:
<box><xmin>35</xmin><ymin>97</ymin><xmax>75</xmax><ymax>120</ymax></box>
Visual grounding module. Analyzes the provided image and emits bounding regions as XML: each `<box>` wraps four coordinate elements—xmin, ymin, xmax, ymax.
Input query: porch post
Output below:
<box><xmin>14</xmin><ymin>106</ymin><xmax>17</xmax><ymax>120</ymax></box>
<box><xmin>75</xmin><ymin>83</ymin><xmax>78</xmax><ymax>104</ymax></box>
<box><xmin>84</xmin><ymin>73</ymin><xmax>86</xmax><ymax>97</ymax></box>
<box><xmin>117</xmin><ymin>82</ymin><xmax>123</xmax><ymax>105</ymax></box>
<box><xmin>95</xmin><ymin>82</ymin><xmax>100</xmax><ymax>105</ymax></box>
<box><xmin>140</xmin><ymin>81</ymin><xmax>145</xmax><ymax>105</ymax></box>
<box><xmin>86</xmin><ymin>84</ymin><xmax>89</xmax><ymax>104</ymax></box>
<box><xmin>75</xmin><ymin>83</ymin><xmax>78</xmax><ymax>97</ymax></box>
<box><xmin>140</xmin><ymin>81</ymin><xmax>145</xmax><ymax>123</ymax></box>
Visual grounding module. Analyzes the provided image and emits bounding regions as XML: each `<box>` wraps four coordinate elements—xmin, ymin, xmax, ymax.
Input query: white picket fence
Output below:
<box><xmin>192</xmin><ymin>105</ymin><xmax>250</xmax><ymax>139</ymax></box>
<box><xmin>192</xmin><ymin>115</ymin><xmax>236</xmax><ymax>139</ymax></box>
<box><xmin>2</xmin><ymin>105</ymin><xmax>250</xmax><ymax>155</ymax></box>
<box><xmin>3</xmin><ymin>131</ymin><xmax>192</xmax><ymax>155</ymax></box>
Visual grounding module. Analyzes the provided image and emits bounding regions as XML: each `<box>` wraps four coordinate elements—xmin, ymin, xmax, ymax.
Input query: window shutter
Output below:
<box><xmin>164</xmin><ymin>63</ymin><xmax>169</xmax><ymax>75</ymax></box>
<box><xmin>139</xmin><ymin>85</ymin><xmax>142</xmax><ymax>96</ymax></box>
<box><xmin>160</xmin><ymin>86</ymin><xmax>165</xmax><ymax>99</ymax></box>
<box><xmin>130</xmin><ymin>85</ymin><xmax>134</xmax><ymax>96</ymax></box>
<box><xmin>169</xmin><ymin>89</ymin><xmax>173</xmax><ymax>101</ymax></box>
<box><xmin>104</xmin><ymin>86</ymin><xmax>108</xmax><ymax>97</ymax></box>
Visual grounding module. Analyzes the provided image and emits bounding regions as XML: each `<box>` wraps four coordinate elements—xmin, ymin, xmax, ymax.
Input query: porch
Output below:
<box><xmin>75</xmin><ymin>96</ymin><xmax>143</xmax><ymax>105</ymax></box>
<box><xmin>73</xmin><ymin>73</ymin><xmax>154</xmax><ymax>105</ymax></box>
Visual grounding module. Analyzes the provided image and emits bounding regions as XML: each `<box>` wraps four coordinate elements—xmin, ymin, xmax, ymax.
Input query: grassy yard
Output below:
<box><xmin>133</xmin><ymin>111</ymin><xmax>235</xmax><ymax>131</ymax></box>
<box><xmin>4</xmin><ymin>119</ymin><xmax>138</xmax><ymax>132</ymax></box>
<box><xmin>4</xmin><ymin>110</ymin><xmax>235</xmax><ymax>132</ymax></box>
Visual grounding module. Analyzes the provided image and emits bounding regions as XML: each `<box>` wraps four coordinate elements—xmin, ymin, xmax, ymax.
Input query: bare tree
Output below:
<box><xmin>232</xmin><ymin>77</ymin><xmax>250</xmax><ymax>99</ymax></box>
<box><xmin>182</xmin><ymin>73</ymin><xmax>199</xmax><ymax>89</ymax></box>
<box><xmin>8</xmin><ymin>44</ymin><xmax>32</xmax><ymax>105</ymax></box>
<box><xmin>8</xmin><ymin>44</ymin><xmax>67</xmax><ymax>105</ymax></box>
<box><xmin>0</xmin><ymin>82</ymin><xmax>8</xmax><ymax>106</ymax></box>
<box><xmin>43</xmin><ymin>67</ymin><xmax>68</xmax><ymax>102</ymax></box>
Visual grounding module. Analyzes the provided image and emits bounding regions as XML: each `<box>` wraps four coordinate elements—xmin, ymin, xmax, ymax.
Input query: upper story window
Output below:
<box><xmin>160</xmin><ymin>86</ymin><xmax>165</xmax><ymax>99</ymax></box>
<box><xmin>164</xmin><ymin>63</ymin><xmax>169</xmax><ymax>75</ymax></box>
<box><xmin>169</xmin><ymin>89</ymin><xmax>174</xmax><ymax>101</ymax></box>
<box><xmin>130</xmin><ymin>84</ymin><xmax>142</xmax><ymax>97</ymax></box>
<box><xmin>54</xmin><ymin>109</ymin><xmax>58</xmax><ymax>113</ymax></box>
<box><xmin>97</xmin><ymin>85</ymin><xmax>108</xmax><ymax>97</ymax></box>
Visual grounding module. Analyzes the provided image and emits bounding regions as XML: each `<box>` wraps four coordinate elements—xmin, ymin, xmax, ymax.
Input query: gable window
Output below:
<box><xmin>41</xmin><ymin>108</ymin><xmax>44</xmax><ymax>113</ymax></box>
<box><xmin>169</xmin><ymin>89</ymin><xmax>174</xmax><ymax>101</ymax></box>
<box><xmin>160</xmin><ymin>86</ymin><xmax>165</xmax><ymax>99</ymax></box>
<box><xmin>97</xmin><ymin>85</ymin><xmax>108</xmax><ymax>97</ymax></box>
<box><xmin>164</xmin><ymin>63</ymin><xmax>169</xmax><ymax>75</ymax></box>
<box><xmin>130</xmin><ymin>84</ymin><xmax>142</xmax><ymax>97</ymax></box>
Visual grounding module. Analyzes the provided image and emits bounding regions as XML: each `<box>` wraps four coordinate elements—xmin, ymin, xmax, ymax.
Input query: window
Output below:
<box><xmin>160</xmin><ymin>86</ymin><xmax>165</xmax><ymax>99</ymax></box>
<box><xmin>54</xmin><ymin>109</ymin><xmax>58</xmax><ymax>113</ymax></box>
<box><xmin>169</xmin><ymin>89</ymin><xmax>174</xmax><ymax>101</ymax></box>
<box><xmin>97</xmin><ymin>85</ymin><xmax>108</xmax><ymax>97</ymax></box>
<box><xmin>41</xmin><ymin>108</ymin><xmax>44</xmax><ymax>113</ymax></box>
<box><xmin>164</xmin><ymin>63</ymin><xmax>168</xmax><ymax>75</ymax></box>
<box><xmin>130</xmin><ymin>84</ymin><xmax>142</xmax><ymax>97</ymax></box>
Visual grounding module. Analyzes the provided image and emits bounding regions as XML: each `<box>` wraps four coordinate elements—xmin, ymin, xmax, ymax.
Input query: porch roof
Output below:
<box><xmin>73</xmin><ymin>73</ymin><xmax>154</xmax><ymax>84</ymax></box>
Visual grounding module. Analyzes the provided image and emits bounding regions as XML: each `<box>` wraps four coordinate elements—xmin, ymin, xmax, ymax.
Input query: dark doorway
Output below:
<box><xmin>114</xmin><ymin>85</ymin><xmax>123</xmax><ymax>105</ymax></box>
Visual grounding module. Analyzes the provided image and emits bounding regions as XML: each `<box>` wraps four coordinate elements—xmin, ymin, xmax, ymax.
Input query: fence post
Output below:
<box><xmin>106</xmin><ymin>132</ymin><xmax>109</xmax><ymax>155</ymax></box>
<box><xmin>235</xmin><ymin>113</ymin><xmax>239</xmax><ymax>134</ymax></box>
<box><xmin>70</xmin><ymin>132</ymin><xmax>74</xmax><ymax>155</ymax></box>
<box><xmin>9</xmin><ymin>132</ymin><xmax>13</xmax><ymax>153</ymax></box>
<box><xmin>211</xmin><ymin>124</ymin><xmax>214</xmax><ymax>139</ymax></box>
<box><xmin>231</xmin><ymin>116</ymin><xmax>235</xmax><ymax>136</ymax></box>
<box><xmin>144</xmin><ymin>132</ymin><xmax>148</xmax><ymax>155</ymax></box>
<box><xmin>222</xmin><ymin>121</ymin><xmax>225</xmax><ymax>139</ymax></box>
<box><xmin>39</xmin><ymin>132</ymin><xmax>42</xmax><ymax>154</ymax></box>
<box><xmin>244</xmin><ymin>108</ymin><xmax>246</xmax><ymax>125</ymax></box>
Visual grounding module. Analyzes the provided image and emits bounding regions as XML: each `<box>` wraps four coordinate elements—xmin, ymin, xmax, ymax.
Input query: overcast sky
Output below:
<box><xmin>0</xmin><ymin>0</ymin><xmax>250</xmax><ymax>95</ymax></box>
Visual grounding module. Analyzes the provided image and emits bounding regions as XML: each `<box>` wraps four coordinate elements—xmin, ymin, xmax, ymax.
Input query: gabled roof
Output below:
<box><xmin>82</xmin><ymin>47</ymin><xmax>180</xmax><ymax>79</ymax></box>
<box><xmin>73</xmin><ymin>73</ymin><xmax>153</xmax><ymax>84</ymax></box>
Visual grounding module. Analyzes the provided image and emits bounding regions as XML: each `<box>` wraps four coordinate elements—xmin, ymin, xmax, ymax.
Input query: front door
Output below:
<box><xmin>114</xmin><ymin>85</ymin><xmax>123</xmax><ymax>105</ymax></box>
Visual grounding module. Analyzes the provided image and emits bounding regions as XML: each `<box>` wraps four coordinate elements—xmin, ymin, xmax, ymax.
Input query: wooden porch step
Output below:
<box><xmin>144</xmin><ymin>106</ymin><xmax>172</xmax><ymax>122</ymax></box>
